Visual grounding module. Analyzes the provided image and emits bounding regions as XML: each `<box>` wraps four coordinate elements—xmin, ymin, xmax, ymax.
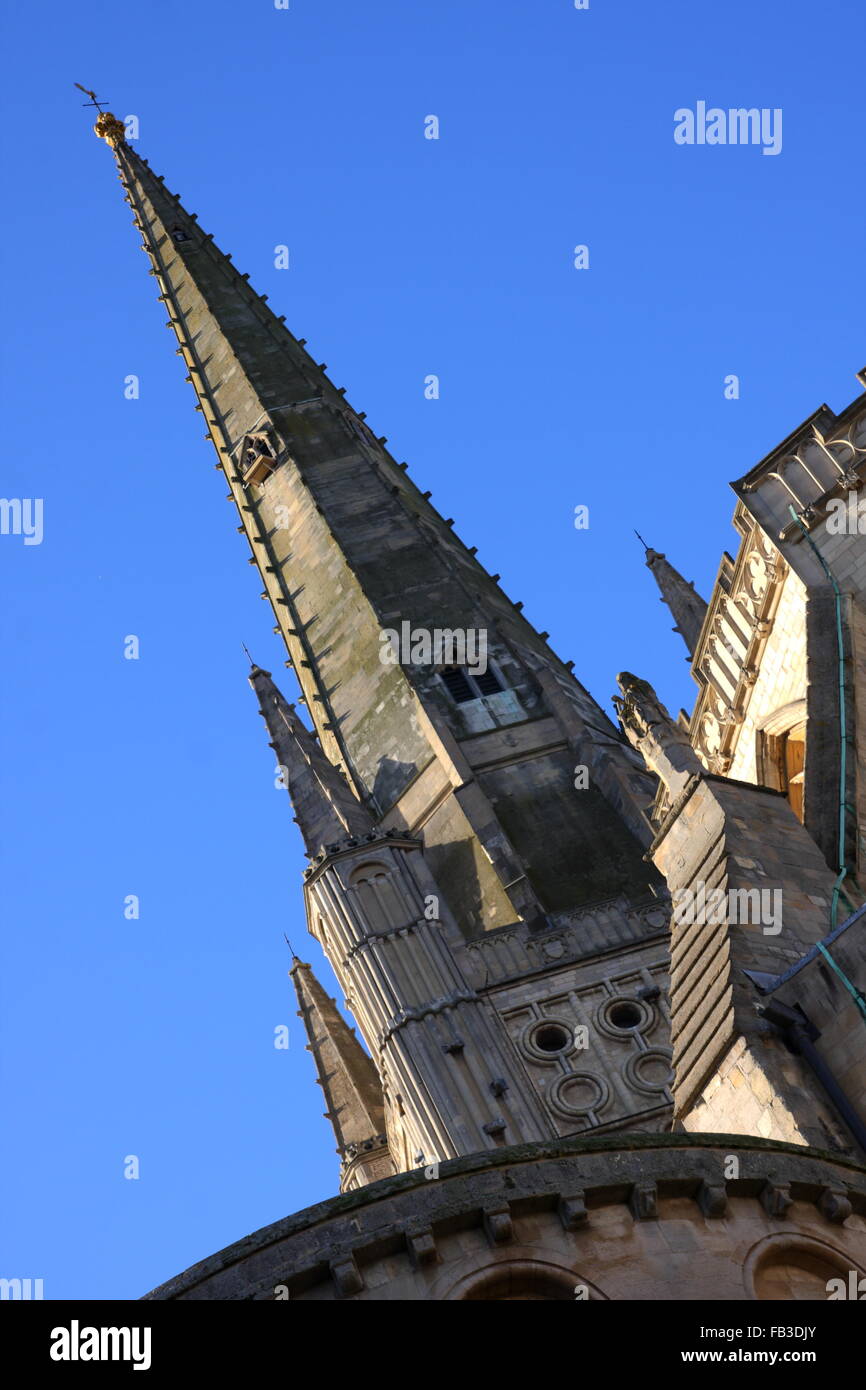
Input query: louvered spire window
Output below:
<box><xmin>440</xmin><ymin>665</ymin><xmax>504</xmax><ymax>704</ymax></box>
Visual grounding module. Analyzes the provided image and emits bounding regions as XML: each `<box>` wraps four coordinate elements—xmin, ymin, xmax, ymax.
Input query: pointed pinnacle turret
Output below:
<box><xmin>248</xmin><ymin>664</ymin><xmax>374</xmax><ymax>855</ymax></box>
<box><xmin>290</xmin><ymin>958</ymin><xmax>392</xmax><ymax>1190</ymax></box>
<box><xmin>636</xmin><ymin>535</ymin><xmax>708</xmax><ymax>658</ymax></box>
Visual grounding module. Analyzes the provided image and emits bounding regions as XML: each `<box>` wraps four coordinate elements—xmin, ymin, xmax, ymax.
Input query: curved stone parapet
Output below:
<box><xmin>142</xmin><ymin>1133</ymin><xmax>866</xmax><ymax>1301</ymax></box>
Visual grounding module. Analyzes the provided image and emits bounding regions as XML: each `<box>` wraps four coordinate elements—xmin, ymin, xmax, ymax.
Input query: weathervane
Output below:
<box><xmin>74</xmin><ymin>83</ymin><xmax>110</xmax><ymax>114</ymax></box>
<box><xmin>77</xmin><ymin>84</ymin><xmax>126</xmax><ymax>147</ymax></box>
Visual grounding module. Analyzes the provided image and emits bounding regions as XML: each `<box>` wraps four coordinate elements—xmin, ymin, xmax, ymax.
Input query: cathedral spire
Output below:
<box><xmin>96</xmin><ymin>113</ymin><xmax>666</xmax><ymax>949</ymax></box>
<box><xmin>290</xmin><ymin>957</ymin><xmax>393</xmax><ymax>1191</ymax></box>
<box><xmin>94</xmin><ymin>114</ymin><xmax>369</xmax><ymax>787</ymax></box>
<box><xmin>636</xmin><ymin>533</ymin><xmax>708</xmax><ymax>658</ymax></box>
<box><xmin>248</xmin><ymin>665</ymin><xmax>374</xmax><ymax>856</ymax></box>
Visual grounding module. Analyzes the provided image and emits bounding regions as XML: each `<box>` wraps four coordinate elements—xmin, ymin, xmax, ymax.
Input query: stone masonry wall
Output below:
<box><xmin>651</xmin><ymin>775</ymin><xmax>866</xmax><ymax>1156</ymax></box>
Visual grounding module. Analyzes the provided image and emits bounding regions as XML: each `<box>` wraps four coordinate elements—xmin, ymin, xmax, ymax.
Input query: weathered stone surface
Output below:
<box><xmin>97</xmin><ymin>125</ymin><xmax>866</xmax><ymax>1304</ymax></box>
<box><xmin>141</xmin><ymin>1134</ymin><xmax>866</xmax><ymax>1301</ymax></box>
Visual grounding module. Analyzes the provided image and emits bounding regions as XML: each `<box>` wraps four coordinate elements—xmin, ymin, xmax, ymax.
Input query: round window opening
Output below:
<box><xmin>535</xmin><ymin>1023</ymin><xmax>571</xmax><ymax>1054</ymax></box>
<box><xmin>608</xmin><ymin>1002</ymin><xmax>642</xmax><ymax>1030</ymax></box>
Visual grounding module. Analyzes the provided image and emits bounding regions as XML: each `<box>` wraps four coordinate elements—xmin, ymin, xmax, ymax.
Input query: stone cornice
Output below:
<box><xmin>462</xmin><ymin>896</ymin><xmax>670</xmax><ymax>989</ymax></box>
<box><xmin>342</xmin><ymin>1134</ymin><xmax>389</xmax><ymax>1162</ymax></box>
<box><xmin>647</xmin><ymin>771</ymin><xmax>790</xmax><ymax>855</ymax></box>
<box><xmin>141</xmin><ymin>1132</ymin><xmax>866</xmax><ymax>1301</ymax></box>
<box><xmin>733</xmin><ymin>384</ymin><xmax>866</xmax><ymax>546</ymax></box>
<box><xmin>302</xmin><ymin>829</ymin><xmax>422</xmax><ymax>884</ymax></box>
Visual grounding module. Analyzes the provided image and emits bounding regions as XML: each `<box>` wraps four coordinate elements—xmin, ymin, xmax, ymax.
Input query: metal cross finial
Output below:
<box><xmin>75</xmin><ymin>83</ymin><xmax>110</xmax><ymax>114</ymax></box>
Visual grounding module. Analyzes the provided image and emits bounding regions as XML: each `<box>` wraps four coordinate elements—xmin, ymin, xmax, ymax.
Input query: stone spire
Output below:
<box><xmin>636</xmin><ymin>534</ymin><xmax>708</xmax><ymax>657</ymax></box>
<box><xmin>290</xmin><ymin>956</ymin><xmax>393</xmax><ymax>1191</ymax></box>
<box><xmin>96</xmin><ymin>118</ymin><xmax>678</xmax><ymax>1153</ymax></box>
<box><xmin>248</xmin><ymin>664</ymin><xmax>374</xmax><ymax>856</ymax></box>
<box><xmin>94</xmin><ymin>117</ymin><xmax>663</xmax><ymax>937</ymax></box>
<box><xmin>94</xmin><ymin>115</ymin><xmax>370</xmax><ymax>790</ymax></box>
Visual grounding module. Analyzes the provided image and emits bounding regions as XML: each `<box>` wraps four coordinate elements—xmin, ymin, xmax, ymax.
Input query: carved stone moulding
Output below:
<box><xmin>140</xmin><ymin>1134</ymin><xmax>866</xmax><ymax>1302</ymax></box>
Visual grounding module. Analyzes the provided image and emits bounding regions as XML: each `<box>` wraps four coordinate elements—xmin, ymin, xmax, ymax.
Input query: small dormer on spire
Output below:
<box><xmin>635</xmin><ymin>533</ymin><xmax>709</xmax><ymax>658</ymax></box>
<box><xmin>248</xmin><ymin>664</ymin><xmax>374</xmax><ymax>856</ymax></box>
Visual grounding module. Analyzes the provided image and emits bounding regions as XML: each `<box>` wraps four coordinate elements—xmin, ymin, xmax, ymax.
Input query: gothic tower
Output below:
<box><xmin>95</xmin><ymin>109</ymin><xmax>676</xmax><ymax>1165</ymax></box>
<box><xmin>92</xmin><ymin>114</ymin><xmax>866</xmax><ymax>1302</ymax></box>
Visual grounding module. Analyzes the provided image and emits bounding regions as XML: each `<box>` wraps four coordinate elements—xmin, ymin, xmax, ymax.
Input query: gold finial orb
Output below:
<box><xmin>94</xmin><ymin>111</ymin><xmax>126</xmax><ymax>147</ymax></box>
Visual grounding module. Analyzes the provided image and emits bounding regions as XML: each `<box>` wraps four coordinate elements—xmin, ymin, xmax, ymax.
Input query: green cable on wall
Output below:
<box><xmin>788</xmin><ymin>504</ymin><xmax>863</xmax><ymax>1013</ymax></box>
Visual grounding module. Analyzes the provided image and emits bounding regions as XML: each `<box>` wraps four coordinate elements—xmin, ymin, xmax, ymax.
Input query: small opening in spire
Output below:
<box><xmin>473</xmin><ymin>668</ymin><xmax>503</xmax><ymax>697</ymax></box>
<box><xmin>440</xmin><ymin>667</ymin><xmax>475</xmax><ymax>703</ymax></box>
<box><xmin>440</xmin><ymin>665</ymin><xmax>504</xmax><ymax>703</ymax></box>
<box><xmin>241</xmin><ymin>432</ymin><xmax>278</xmax><ymax>486</ymax></box>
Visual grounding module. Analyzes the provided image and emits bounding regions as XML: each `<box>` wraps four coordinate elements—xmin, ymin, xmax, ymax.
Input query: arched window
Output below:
<box><xmin>746</xmin><ymin>1234</ymin><xmax>862</xmax><ymax>1301</ymax></box>
<box><xmin>757</xmin><ymin>700</ymin><xmax>807</xmax><ymax>823</ymax></box>
<box><xmin>348</xmin><ymin>862</ymin><xmax>408</xmax><ymax>931</ymax></box>
<box><xmin>448</xmin><ymin>1261</ymin><xmax>603</xmax><ymax>1301</ymax></box>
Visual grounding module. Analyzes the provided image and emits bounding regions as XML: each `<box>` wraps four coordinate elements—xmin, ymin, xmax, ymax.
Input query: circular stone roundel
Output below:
<box><xmin>519</xmin><ymin>1017</ymin><xmax>576</xmax><ymax>1064</ymax></box>
<box><xmin>623</xmin><ymin>1048</ymin><xmax>675</xmax><ymax>1096</ymax></box>
<box><xmin>595</xmin><ymin>995</ymin><xmax>654</xmax><ymax>1040</ymax></box>
<box><xmin>549</xmin><ymin>1071</ymin><xmax>610</xmax><ymax>1119</ymax></box>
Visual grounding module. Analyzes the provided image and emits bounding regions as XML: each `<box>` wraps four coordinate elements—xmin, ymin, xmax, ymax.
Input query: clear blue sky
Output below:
<box><xmin>1</xmin><ymin>0</ymin><xmax>863</xmax><ymax>1299</ymax></box>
